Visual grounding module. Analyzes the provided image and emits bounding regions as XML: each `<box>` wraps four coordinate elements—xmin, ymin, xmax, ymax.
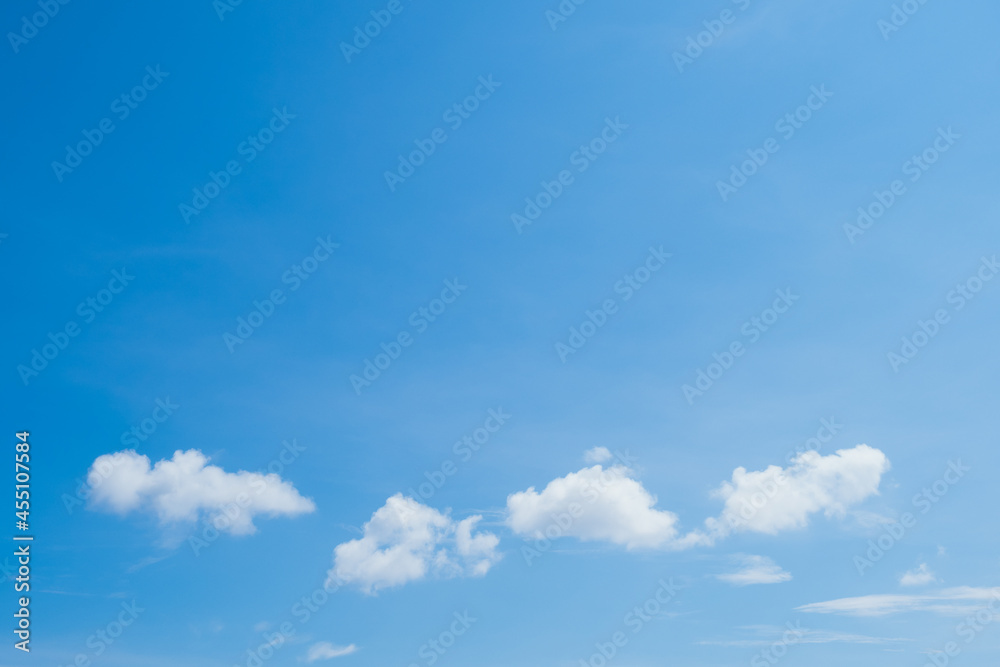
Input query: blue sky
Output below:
<box><xmin>3</xmin><ymin>0</ymin><xmax>1000</xmax><ymax>665</ymax></box>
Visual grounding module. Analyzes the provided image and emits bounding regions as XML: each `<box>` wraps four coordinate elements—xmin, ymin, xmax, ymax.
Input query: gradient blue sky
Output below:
<box><xmin>3</xmin><ymin>0</ymin><xmax>1000</xmax><ymax>666</ymax></box>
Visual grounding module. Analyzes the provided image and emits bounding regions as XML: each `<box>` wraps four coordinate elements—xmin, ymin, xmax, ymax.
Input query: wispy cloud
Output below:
<box><xmin>126</xmin><ymin>554</ymin><xmax>171</xmax><ymax>573</ymax></box>
<box><xmin>900</xmin><ymin>563</ymin><xmax>936</xmax><ymax>587</ymax></box>
<box><xmin>583</xmin><ymin>446</ymin><xmax>612</xmax><ymax>464</ymax></box>
<box><xmin>797</xmin><ymin>587</ymin><xmax>1000</xmax><ymax>617</ymax></box>
<box><xmin>303</xmin><ymin>642</ymin><xmax>358</xmax><ymax>662</ymax></box>
<box><xmin>700</xmin><ymin>624</ymin><xmax>908</xmax><ymax>647</ymax></box>
<box><xmin>717</xmin><ymin>555</ymin><xmax>791</xmax><ymax>586</ymax></box>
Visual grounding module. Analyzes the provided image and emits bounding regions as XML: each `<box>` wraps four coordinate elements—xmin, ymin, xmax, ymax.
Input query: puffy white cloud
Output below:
<box><xmin>86</xmin><ymin>449</ymin><xmax>314</xmax><ymax>535</ymax></box>
<box><xmin>716</xmin><ymin>555</ymin><xmax>792</xmax><ymax>586</ymax></box>
<box><xmin>304</xmin><ymin>642</ymin><xmax>358</xmax><ymax>662</ymax></box>
<box><xmin>702</xmin><ymin>445</ymin><xmax>890</xmax><ymax>540</ymax></box>
<box><xmin>900</xmin><ymin>563</ymin><xmax>936</xmax><ymax>587</ymax></box>
<box><xmin>797</xmin><ymin>587</ymin><xmax>1000</xmax><ymax>617</ymax></box>
<box><xmin>323</xmin><ymin>445</ymin><xmax>892</xmax><ymax>594</ymax></box>
<box><xmin>505</xmin><ymin>445</ymin><xmax>889</xmax><ymax>553</ymax></box>
<box><xmin>328</xmin><ymin>494</ymin><xmax>500</xmax><ymax>594</ymax></box>
<box><xmin>584</xmin><ymin>447</ymin><xmax>612</xmax><ymax>464</ymax></box>
<box><xmin>505</xmin><ymin>463</ymin><xmax>682</xmax><ymax>550</ymax></box>
<box><xmin>455</xmin><ymin>516</ymin><xmax>502</xmax><ymax>576</ymax></box>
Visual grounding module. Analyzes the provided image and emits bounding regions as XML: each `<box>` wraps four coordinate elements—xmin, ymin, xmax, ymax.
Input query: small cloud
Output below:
<box><xmin>900</xmin><ymin>563</ymin><xmax>936</xmax><ymax>587</ymax></box>
<box><xmin>699</xmin><ymin>624</ymin><xmax>908</xmax><ymax>647</ymax></box>
<box><xmin>125</xmin><ymin>554</ymin><xmax>170</xmax><ymax>573</ymax></box>
<box><xmin>328</xmin><ymin>495</ymin><xmax>500</xmax><ymax>594</ymax></box>
<box><xmin>937</xmin><ymin>545</ymin><xmax>947</xmax><ymax>557</ymax></box>
<box><xmin>851</xmin><ymin>510</ymin><xmax>896</xmax><ymax>530</ymax></box>
<box><xmin>253</xmin><ymin>621</ymin><xmax>271</xmax><ymax>632</ymax></box>
<box><xmin>584</xmin><ymin>447</ymin><xmax>612</xmax><ymax>464</ymax></box>
<box><xmin>304</xmin><ymin>642</ymin><xmax>358</xmax><ymax>662</ymax></box>
<box><xmin>717</xmin><ymin>555</ymin><xmax>792</xmax><ymax>586</ymax></box>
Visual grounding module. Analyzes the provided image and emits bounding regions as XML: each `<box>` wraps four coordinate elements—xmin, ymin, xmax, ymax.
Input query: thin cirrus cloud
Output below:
<box><xmin>716</xmin><ymin>555</ymin><xmax>792</xmax><ymax>586</ymax></box>
<box><xmin>303</xmin><ymin>642</ymin><xmax>359</xmax><ymax>662</ymax></box>
<box><xmin>699</xmin><ymin>625</ymin><xmax>909</xmax><ymax>647</ymax></box>
<box><xmin>796</xmin><ymin>587</ymin><xmax>1000</xmax><ymax>617</ymax></box>
<box><xmin>327</xmin><ymin>494</ymin><xmax>500</xmax><ymax>595</ymax></box>
<box><xmin>85</xmin><ymin>449</ymin><xmax>315</xmax><ymax>535</ymax></box>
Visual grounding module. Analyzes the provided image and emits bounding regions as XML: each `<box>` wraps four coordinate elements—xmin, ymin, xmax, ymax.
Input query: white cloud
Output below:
<box><xmin>304</xmin><ymin>642</ymin><xmax>358</xmax><ymax>662</ymax></box>
<box><xmin>717</xmin><ymin>555</ymin><xmax>792</xmax><ymax>586</ymax></box>
<box><xmin>505</xmin><ymin>463</ymin><xmax>682</xmax><ymax>550</ymax></box>
<box><xmin>504</xmin><ymin>445</ymin><xmax>889</xmax><ymax>553</ymax></box>
<box><xmin>900</xmin><ymin>563</ymin><xmax>936</xmax><ymax>587</ymax></box>
<box><xmin>86</xmin><ymin>449</ymin><xmax>315</xmax><ymax>535</ymax></box>
<box><xmin>455</xmin><ymin>516</ymin><xmax>501</xmax><ymax>576</ymax></box>
<box><xmin>700</xmin><ymin>625</ymin><xmax>907</xmax><ymax>647</ymax></box>
<box><xmin>584</xmin><ymin>447</ymin><xmax>612</xmax><ymax>464</ymax></box>
<box><xmin>850</xmin><ymin>509</ymin><xmax>896</xmax><ymax>529</ymax></box>
<box><xmin>328</xmin><ymin>494</ymin><xmax>500</xmax><ymax>594</ymax></box>
<box><xmin>797</xmin><ymin>587</ymin><xmax>1000</xmax><ymax>617</ymax></box>
<box><xmin>702</xmin><ymin>445</ymin><xmax>890</xmax><ymax>540</ymax></box>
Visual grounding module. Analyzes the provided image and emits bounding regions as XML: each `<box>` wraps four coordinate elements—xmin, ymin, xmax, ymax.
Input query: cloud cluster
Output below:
<box><xmin>327</xmin><ymin>494</ymin><xmax>500</xmax><ymax>594</ymax></box>
<box><xmin>86</xmin><ymin>449</ymin><xmax>315</xmax><ymax>535</ymax></box>
<box><xmin>88</xmin><ymin>443</ymin><xmax>892</xmax><ymax>596</ymax></box>
<box><xmin>501</xmin><ymin>444</ymin><xmax>889</xmax><ymax>554</ymax></box>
